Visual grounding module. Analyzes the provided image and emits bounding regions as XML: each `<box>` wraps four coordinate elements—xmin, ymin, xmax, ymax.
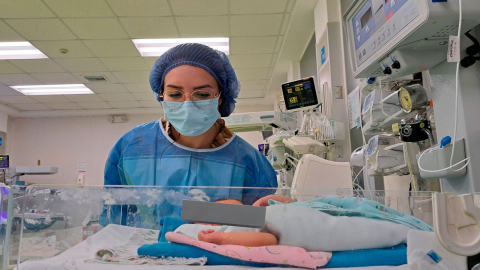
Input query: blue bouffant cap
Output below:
<box><xmin>149</xmin><ymin>43</ymin><xmax>240</xmax><ymax>117</ymax></box>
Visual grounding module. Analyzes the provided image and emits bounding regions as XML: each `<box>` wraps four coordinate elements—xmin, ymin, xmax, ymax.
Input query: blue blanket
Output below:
<box><xmin>138</xmin><ymin>217</ymin><xmax>407</xmax><ymax>268</ymax></box>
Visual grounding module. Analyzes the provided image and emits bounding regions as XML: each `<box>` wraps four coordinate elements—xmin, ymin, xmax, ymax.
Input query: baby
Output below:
<box><xmin>196</xmin><ymin>195</ymin><xmax>294</xmax><ymax>247</ymax></box>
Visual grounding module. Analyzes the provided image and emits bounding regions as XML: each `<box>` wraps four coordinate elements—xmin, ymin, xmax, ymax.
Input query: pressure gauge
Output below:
<box><xmin>397</xmin><ymin>84</ymin><xmax>428</xmax><ymax>113</ymax></box>
<box><xmin>399</xmin><ymin>88</ymin><xmax>412</xmax><ymax>112</ymax></box>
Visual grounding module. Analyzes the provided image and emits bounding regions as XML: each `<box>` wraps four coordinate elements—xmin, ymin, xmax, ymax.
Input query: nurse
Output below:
<box><xmin>102</xmin><ymin>43</ymin><xmax>277</xmax><ymax>227</ymax></box>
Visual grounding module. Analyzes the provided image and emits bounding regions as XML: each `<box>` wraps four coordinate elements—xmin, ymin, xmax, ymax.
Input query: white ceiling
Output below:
<box><xmin>0</xmin><ymin>0</ymin><xmax>315</xmax><ymax>117</ymax></box>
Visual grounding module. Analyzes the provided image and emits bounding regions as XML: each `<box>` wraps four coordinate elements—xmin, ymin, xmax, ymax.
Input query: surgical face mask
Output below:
<box><xmin>164</xmin><ymin>98</ymin><xmax>221</xmax><ymax>137</ymax></box>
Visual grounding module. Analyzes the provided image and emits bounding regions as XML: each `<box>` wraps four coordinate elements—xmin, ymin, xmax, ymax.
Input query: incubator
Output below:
<box><xmin>0</xmin><ymin>184</ymin><xmax>439</xmax><ymax>270</ymax></box>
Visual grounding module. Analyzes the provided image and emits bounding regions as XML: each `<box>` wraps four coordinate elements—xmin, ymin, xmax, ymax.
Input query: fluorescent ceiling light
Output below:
<box><xmin>132</xmin><ymin>38</ymin><xmax>229</xmax><ymax>57</ymax></box>
<box><xmin>11</xmin><ymin>84</ymin><xmax>94</xmax><ymax>96</ymax></box>
<box><xmin>0</xmin><ymin>42</ymin><xmax>47</xmax><ymax>60</ymax></box>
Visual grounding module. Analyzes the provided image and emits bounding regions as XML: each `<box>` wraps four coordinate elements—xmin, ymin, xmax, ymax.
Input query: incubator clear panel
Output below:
<box><xmin>0</xmin><ymin>185</ymin><xmax>435</xmax><ymax>269</ymax></box>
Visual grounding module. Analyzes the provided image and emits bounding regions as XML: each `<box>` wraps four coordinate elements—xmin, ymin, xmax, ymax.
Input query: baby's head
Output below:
<box><xmin>216</xmin><ymin>199</ymin><xmax>243</xmax><ymax>205</ymax></box>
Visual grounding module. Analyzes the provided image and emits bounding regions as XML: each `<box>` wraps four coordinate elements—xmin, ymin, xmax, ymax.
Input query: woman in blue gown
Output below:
<box><xmin>101</xmin><ymin>43</ymin><xmax>277</xmax><ymax>228</ymax></box>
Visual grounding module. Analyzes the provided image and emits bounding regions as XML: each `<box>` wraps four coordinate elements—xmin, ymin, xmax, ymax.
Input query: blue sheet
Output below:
<box><xmin>138</xmin><ymin>217</ymin><xmax>407</xmax><ymax>268</ymax></box>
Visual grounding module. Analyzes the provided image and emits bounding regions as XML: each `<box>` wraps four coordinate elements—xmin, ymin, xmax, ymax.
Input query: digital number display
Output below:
<box><xmin>360</xmin><ymin>7</ymin><xmax>373</xmax><ymax>28</ymax></box>
<box><xmin>281</xmin><ymin>77</ymin><xmax>318</xmax><ymax>111</ymax></box>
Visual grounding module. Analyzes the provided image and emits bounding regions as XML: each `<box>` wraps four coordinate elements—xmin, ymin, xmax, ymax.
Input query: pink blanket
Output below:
<box><xmin>165</xmin><ymin>232</ymin><xmax>331</xmax><ymax>269</ymax></box>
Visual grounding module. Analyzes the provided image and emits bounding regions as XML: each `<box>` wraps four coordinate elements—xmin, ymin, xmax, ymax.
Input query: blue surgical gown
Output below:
<box><xmin>101</xmin><ymin>119</ymin><xmax>277</xmax><ymax>228</ymax></box>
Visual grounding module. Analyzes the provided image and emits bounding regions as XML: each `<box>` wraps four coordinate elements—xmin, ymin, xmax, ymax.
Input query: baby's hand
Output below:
<box><xmin>253</xmin><ymin>195</ymin><xmax>295</xmax><ymax>207</ymax></box>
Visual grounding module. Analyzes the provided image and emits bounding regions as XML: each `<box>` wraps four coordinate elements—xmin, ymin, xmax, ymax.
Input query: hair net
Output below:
<box><xmin>149</xmin><ymin>43</ymin><xmax>240</xmax><ymax>117</ymax></box>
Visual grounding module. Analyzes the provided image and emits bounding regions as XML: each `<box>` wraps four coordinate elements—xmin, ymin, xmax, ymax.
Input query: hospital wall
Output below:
<box><xmin>7</xmin><ymin>114</ymin><xmax>264</xmax><ymax>186</ymax></box>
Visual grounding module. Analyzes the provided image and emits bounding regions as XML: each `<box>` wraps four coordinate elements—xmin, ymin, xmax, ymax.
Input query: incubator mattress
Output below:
<box><xmin>16</xmin><ymin>225</ymin><xmax>409</xmax><ymax>270</ymax></box>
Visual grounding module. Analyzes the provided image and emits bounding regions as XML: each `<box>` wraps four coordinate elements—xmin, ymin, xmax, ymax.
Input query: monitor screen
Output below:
<box><xmin>281</xmin><ymin>77</ymin><xmax>318</xmax><ymax>111</ymax></box>
<box><xmin>0</xmin><ymin>155</ymin><xmax>9</xmax><ymax>168</ymax></box>
<box><xmin>261</xmin><ymin>131</ymin><xmax>273</xmax><ymax>140</ymax></box>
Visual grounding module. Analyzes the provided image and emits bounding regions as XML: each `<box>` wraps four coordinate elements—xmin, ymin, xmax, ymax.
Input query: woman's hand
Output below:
<box><xmin>253</xmin><ymin>195</ymin><xmax>295</xmax><ymax>207</ymax></box>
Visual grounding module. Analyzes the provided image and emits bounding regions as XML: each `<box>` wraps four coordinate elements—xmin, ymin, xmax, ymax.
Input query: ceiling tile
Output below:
<box><xmin>119</xmin><ymin>17</ymin><xmax>178</xmax><ymax>39</ymax></box>
<box><xmin>12</xmin><ymin>103</ymin><xmax>51</xmax><ymax>110</ymax></box>
<box><xmin>31</xmin><ymin>95</ymin><xmax>71</xmax><ymax>103</ymax></box>
<box><xmin>139</xmin><ymin>100</ymin><xmax>161</xmax><ymax>108</ymax></box>
<box><xmin>43</xmin><ymin>0</ymin><xmax>114</xmax><ymax>17</ymax></box>
<box><xmin>280</xmin><ymin>13</ymin><xmax>290</xmax><ymax>35</ymax></box>
<box><xmin>83</xmin><ymin>40</ymin><xmax>140</xmax><ymax>57</ymax></box>
<box><xmin>231</xmin><ymin>14</ymin><xmax>283</xmax><ymax>36</ymax></box>
<box><xmin>106</xmin><ymin>0</ymin><xmax>171</xmax><ymax>17</ymax></box>
<box><xmin>0</xmin><ymin>0</ymin><xmax>55</xmax><ymax>18</ymax></box>
<box><xmin>108</xmin><ymin>101</ymin><xmax>142</xmax><ymax>108</ymax></box>
<box><xmin>0</xmin><ymin>62</ymin><xmax>24</xmax><ymax>74</ymax></box>
<box><xmin>275</xmin><ymin>36</ymin><xmax>284</xmax><ymax>53</ymax></box>
<box><xmin>0</xmin><ymin>96</ymin><xmax>38</xmax><ymax>104</ymax></box>
<box><xmin>77</xmin><ymin>102</ymin><xmax>112</xmax><ymax>109</ymax></box>
<box><xmin>30</xmin><ymin>73</ymin><xmax>81</xmax><ymax>84</ymax></box>
<box><xmin>230</xmin><ymin>37</ymin><xmax>277</xmax><ymax>54</ymax></box>
<box><xmin>0</xmin><ymin>74</ymin><xmax>41</xmax><ymax>85</ymax></box>
<box><xmin>238</xmin><ymin>90</ymin><xmax>264</xmax><ymax>99</ymax></box>
<box><xmin>99</xmin><ymin>57</ymin><xmax>149</xmax><ymax>71</ymax></box>
<box><xmin>286</xmin><ymin>0</ymin><xmax>295</xmax><ymax>12</ymax></box>
<box><xmin>113</xmin><ymin>71</ymin><xmax>150</xmax><ymax>83</ymax></box>
<box><xmin>170</xmin><ymin>0</ymin><xmax>228</xmax><ymax>16</ymax></box>
<box><xmin>5</xmin><ymin>19</ymin><xmax>77</xmax><ymax>40</ymax></box>
<box><xmin>55</xmin><ymin>58</ymin><xmax>109</xmax><ymax>72</ymax></box>
<box><xmin>143</xmin><ymin>57</ymin><xmax>158</xmax><ymax>69</ymax></box>
<box><xmin>9</xmin><ymin>59</ymin><xmax>65</xmax><ymax>73</ymax></box>
<box><xmin>235</xmin><ymin>68</ymin><xmax>270</xmax><ymax>80</ymax></box>
<box><xmin>176</xmin><ymin>16</ymin><xmax>228</xmax><ymax>37</ymax></box>
<box><xmin>44</xmin><ymin>102</ymin><xmax>83</xmax><ymax>110</ymax></box>
<box><xmin>98</xmin><ymin>93</ymin><xmax>136</xmax><ymax>102</ymax></box>
<box><xmin>0</xmin><ymin>86</ymin><xmax>23</xmax><ymax>96</ymax></box>
<box><xmin>230</xmin><ymin>0</ymin><xmax>287</xmax><ymax>14</ymax></box>
<box><xmin>239</xmin><ymin>80</ymin><xmax>268</xmax><ymax>90</ymax></box>
<box><xmin>63</xmin><ymin>18</ymin><xmax>128</xmax><ymax>39</ymax></box>
<box><xmin>228</xmin><ymin>54</ymin><xmax>273</xmax><ymax>68</ymax></box>
<box><xmin>71</xmin><ymin>72</ymin><xmax>120</xmax><ymax>84</ymax></box>
<box><xmin>132</xmin><ymin>92</ymin><xmax>155</xmax><ymax>101</ymax></box>
<box><xmin>65</xmin><ymin>94</ymin><xmax>104</xmax><ymax>102</ymax></box>
<box><xmin>31</xmin><ymin>41</ymin><xmax>94</xmax><ymax>58</ymax></box>
<box><xmin>0</xmin><ymin>21</ymin><xmax>25</xmax><ymax>41</ymax></box>
<box><xmin>85</xmin><ymin>83</ymin><xmax>129</xmax><ymax>94</ymax></box>
<box><xmin>124</xmin><ymin>83</ymin><xmax>152</xmax><ymax>93</ymax></box>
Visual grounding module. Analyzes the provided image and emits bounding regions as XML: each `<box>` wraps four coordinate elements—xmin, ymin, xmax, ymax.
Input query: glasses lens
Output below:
<box><xmin>164</xmin><ymin>90</ymin><xmax>184</xmax><ymax>101</ymax></box>
<box><xmin>192</xmin><ymin>90</ymin><xmax>214</xmax><ymax>101</ymax></box>
<box><xmin>192</xmin><ymin>90</ymin><xmax>216</xmax><ymax>109</ymax></box>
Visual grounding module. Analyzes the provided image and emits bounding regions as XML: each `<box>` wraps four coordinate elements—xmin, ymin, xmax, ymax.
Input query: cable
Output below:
<box><xmin>450</xmin><ymin>0</ymin><xmax>463</xmax><ymax>168</ymax></box>
<box><xmin>277</xmin><ymin>100</ymin><xmax>293</xmax><ymax>130</ymax></box>
<box><xmin>353</xmin><ymin>166</ymin><xmax>365</xmax><ymax>190</ymax></box>
<box><xmin>417</xmin><ymin>144</ymin><xmax>470</xmax><ymax>173</ymax></box>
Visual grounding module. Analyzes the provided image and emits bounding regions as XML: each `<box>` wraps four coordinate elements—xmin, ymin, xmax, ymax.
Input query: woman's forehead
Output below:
<box><xmin>165</xmin><ymin>65</ymin><xmax>218</xmax><ymax>86</ymax></box>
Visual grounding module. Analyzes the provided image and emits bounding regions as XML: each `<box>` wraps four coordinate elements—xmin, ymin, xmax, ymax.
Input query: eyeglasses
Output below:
<box><xmin>160</xmin><ymin>89</ymin><xmax>220</xmax><ymax>109</ymax></box>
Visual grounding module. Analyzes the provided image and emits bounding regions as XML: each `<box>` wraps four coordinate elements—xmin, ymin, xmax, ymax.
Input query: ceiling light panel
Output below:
<box><xmin>11</xmin><ymin>84</ymin><xmax>93</xmax><ymax>95</ymax></box>
<box><xmin>133</xmin><ymin>38</ymin><xmax>229</xmax><ymax>57</ymax></box>
<box><xmin>0</xmin><ymin>42</ymin><xmax>47</xmax><ymax>60</ymax></box>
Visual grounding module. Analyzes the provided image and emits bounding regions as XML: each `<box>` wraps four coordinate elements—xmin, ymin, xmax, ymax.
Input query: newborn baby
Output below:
<box><xmin>197</xmin><ymin>195</ymin><xmax>294</xmax><ymax>247</ymax></box>
<box><xmin>180</xmin><ymin>194</ymin><xmax>416</xmax><ymax>252</ymax></box>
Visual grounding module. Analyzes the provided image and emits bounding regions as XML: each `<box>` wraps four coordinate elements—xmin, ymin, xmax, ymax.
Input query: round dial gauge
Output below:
<box><xmin>399</xmin><ymin>88</ymin><xmax>412</xmax><ymax>112</ymax></box>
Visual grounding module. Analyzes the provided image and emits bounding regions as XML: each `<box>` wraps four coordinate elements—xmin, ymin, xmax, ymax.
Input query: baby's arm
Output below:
<box><xmin>198</xmin><ymin>229</ymin><xmax>277</xmax><ymax>247</ymax></box>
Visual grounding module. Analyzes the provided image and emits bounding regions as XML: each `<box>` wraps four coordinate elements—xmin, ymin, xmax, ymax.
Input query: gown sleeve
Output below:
<box><xmin>242</xmin><ymin>149</ymin><xmax>278</xmax><ymax>205</ymax></box>
<box><xmin>100</xmin><ymin>136</ymin><xmax>127</xmax><ymax>226</ymax></box>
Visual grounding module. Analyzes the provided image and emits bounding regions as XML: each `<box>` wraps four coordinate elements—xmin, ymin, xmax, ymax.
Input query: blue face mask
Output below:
<box><xmin>164</xmin><ymin>98</ymin><xmax>221</xmax><ymax>137</ymax></box>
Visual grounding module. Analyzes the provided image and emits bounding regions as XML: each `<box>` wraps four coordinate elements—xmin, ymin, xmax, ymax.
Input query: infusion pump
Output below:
<box><xmin>343</xmin><ymin>0</ymin><xmax>480</xmax><ymax>79</ymax></box>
